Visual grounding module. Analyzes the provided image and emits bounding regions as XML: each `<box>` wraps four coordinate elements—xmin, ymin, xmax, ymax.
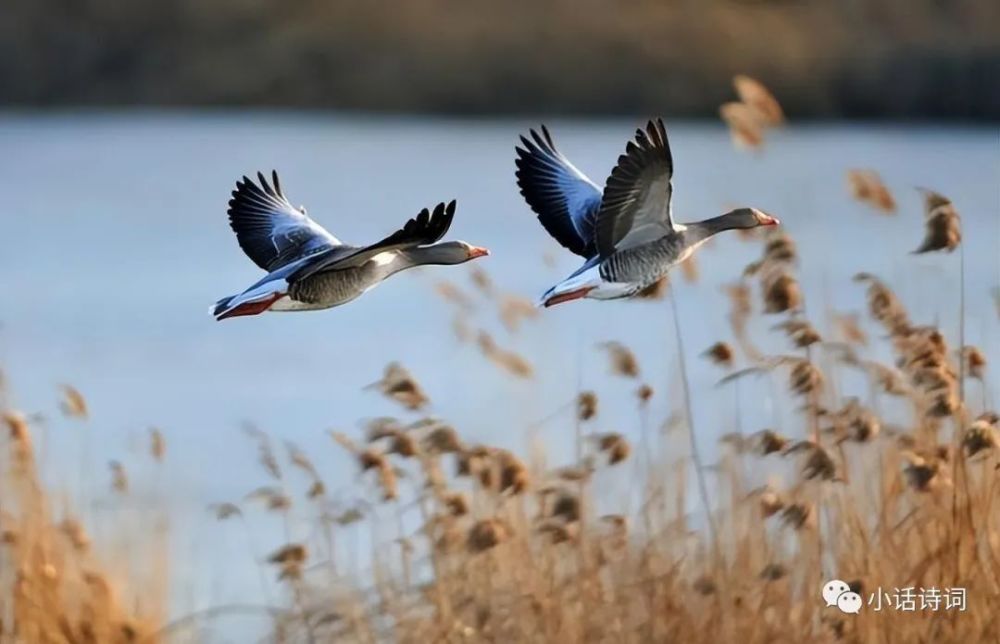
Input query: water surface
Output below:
<box><xmin>0</xmin><ymin>114</ymin><xmax>997</xmax><ymax>620</ymax></box>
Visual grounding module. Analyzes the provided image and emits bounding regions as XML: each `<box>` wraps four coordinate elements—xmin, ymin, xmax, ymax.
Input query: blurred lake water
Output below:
<box><xmin>0</xmin><ymin>113</ymin><xmax>997</xmax><ymax>621</ymax></box>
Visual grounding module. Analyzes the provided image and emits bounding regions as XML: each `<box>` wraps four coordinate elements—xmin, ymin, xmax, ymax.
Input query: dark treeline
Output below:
<box><xmin>1</xmin><ymin>0</ymin><xmax>998</xmax><ymax>119</ymax></box>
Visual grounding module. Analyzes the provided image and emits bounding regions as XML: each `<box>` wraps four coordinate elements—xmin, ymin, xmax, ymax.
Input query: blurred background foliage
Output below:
<box><xmin>1</xmin><ymin>0</ymin><xmax>998</xmax><ymax>118</ymax></box>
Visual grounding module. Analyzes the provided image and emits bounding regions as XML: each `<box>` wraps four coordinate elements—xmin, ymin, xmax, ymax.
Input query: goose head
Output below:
<box><xmin>721</xmin><ymin>207</ymin><xmax>780</xmax><ymax>229</ymax></box>
<box><xmin>413</xmin><ymin>241</ymin><xmax>490</xmax><ymax>266</ymax></box>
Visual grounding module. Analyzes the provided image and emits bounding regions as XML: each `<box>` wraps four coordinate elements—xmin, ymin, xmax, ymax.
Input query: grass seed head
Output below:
<box><xmin>903</xmin><ymin>459</ymin><xmax>943</xmax><ymax>492</ymax></box>
<box><xmin>268</xmin><ymin>543</ymin><xmax>307</xmax><ymax>566</ymax></box>
<box><xmin>59</xmin><ymin>385</ymin><xmax>88</xmax><ymax>419</ymax></box>
<box><xmin>577</xmin><ymin>391</ymin><xmax>598</xmax><ymax>421</ymax></box>
<box><xmin>599</xmin><ymin>342</ymin><xmax>640</xmax><ymax>378</ymax></box>
<box><xmin>209</xmin><ymin>502</ymin><xmax>242</xmax><ymax>520</ymax></box>
<box><xmin>755</xmin><ymin>429</ymin><xmax>789</xmax><ymax>455</ymax></box>
<box><xmin>307</xmin><ymin>480</ymin><xmax>325</xmax><ymax>498</ymax></box>
<box><xmin>901</xmin><ymin>449</ymin><xmax>951</xmax><ymax>492</ymax></box>
<box><xmin>245</xmin><ymin>427</ymin><xmax>282</xmax><ymax>480</ymax></box>
<box><xmin>924</xmin><ymin>389</ymin><xmax>959</xmax><ymax>419</ymax></box>
<box><xmin>496</xmin><ymin>450</ymin><xmax>530</xmax><ymax>494</ymax></box>
<box><xmin>780</xmin><ymin>503</ymin><xmax>814</xmax><ymax>530</ymax></box>
<box><xmin>919</xmin><ymin>188</ymin><xmax>951</xmax><ymax>212</ymax></box>
<box><xmin>961</xmin><ymin>346</ymin><xmax>986</xmax><ymax>380</ymax></box>
<box><xmin>499</xmin><ymin>294</ymin><xmax>538</xmax><ymax>333</ymax></box>
<box><xmin>553</xmin><ymin>461</ymin><xmax>595</xmax><ymax>482</ymax></box>
<box><xmin>442</xmin><ymin>492</ymin><xmax>469</xmax><ymax>517</ymax></box>
<box><xmin>467</xmin><ymin>519</ymin><xmax>509</xmax><ymax>553</ymax></box>
<box><xmin>368</xmin><ymin>362</ymin><xmax>429</xmax><ymax>410</ymax></box>
<box><xmin>377</xmin><ymin>463</ymin><xmax>399</xmax><ymax>500</ymax></box>
<box><xmin>267</xmin><ymin>493</ymin><xmax>292</xmax><ymax>512</ymax></box>
<box><xmin>801</xmin><ymin>445</ymin><xmax>838</xmax><ymax>481</ymax></box>
<box><xmin>358</xmin><ymin>448</ymin><xmax>387</xmax><ymax>472</ymax></box>
<box><xmin>732</xmin><ymin>75</ymin><xmax>784</xmax><ymax>126</ymax></box>
<box><xmin>763</xmin><ymin>233</ymin><xmax>797</xmax><ymax>264</ymax></box>
<box><xmin>285</xmin><ymin>441</ymin><xmax>318</xmax><ymax>478</ymax></box>
<box><xmin>4</xmin><ymin>411</ymin><xmax>31</xmax><ymax>458</ymax></box>
<box><xmin>596</xmin><ymin>433</ymin><xmax>631</xmax><ymax>465</ymax></box>
<box><xmin>109</xmin><ymin>461</ymin><xmax>128</xmax><ymax>494</ymax></box>
<box><xmin>847</xmin><ymin>169</ymin><xmax>896</xmax><ymax>213</ymax></box>
<box><xmin>775</xmin><ymin>319</ymin><xmax>821</xmax><ymax>347</ymax></box>
<box><xmin>550</xmin><ymin>492</ymin><xmax>581</xmax><ymax>523</ymax></box>
<box><xmin>59</xmin><ymin>518</ymin><xmax>90</xmax><ymax>552</ymax></box>
<box><xmin>693</xmin><ymin>575</ymin><xmax>717</xmax><ymax>595</ymax></box>
<box><xmin>720</xmin><ymin>102</ymin><xmax>765</xmax><ymax>149</ymax></box>
<box><xmin>789</xmin><ymin>360</ymin><xmax>824</xmax><ymax>396</ymax></box>
<box><xmin>856</xmin><ymin>274</ymin><xmax>911</xmax><ymax>335</ymax></box>
<box><xmin>434</xmin><ymin>281</ymin><xmax>474</xmax><ymax>312</ymax></box>
<box><xmin>538</xmin><ymin>521</ymin><xmax>576</xmax><ymax>544</ymax></box>
<box><xmin>963</xmin><ymin>420</ymin><xmax>998</xmax><ymax>457</ymax></box>
<box><xmin>148</xmin><ymin>427</ymin><xmax>165</xmax><ymax>462</ymax></box>
<box><xmin>703</xmin><ymin>341</ymin><xmax>735</xmax><ymax>368</ymax></box>
<box><xmin>836</xmin><ymin>313</ymin><xmax>868</xmax><ymax>346</ymax></box>
<box><xmin>388</xmin><ymin>432</ymin><xmax>417</xmax><ymax>458</ymax></box>
<box><xmin>477</xmin><ymin>331</ymin><xmax>534</xmax><ymax>378</ymax></box>
<box><xmin>469</xmin><ymin>267</ymin><xmax>494</xmax><ymax>297</ymax></box>
<box><xmin>759</xmin><ymin>489</ymin><xmax>785</xmax><ymax>517</ymax></box>
<box><xmin>913</xmin><ymin>194</ymin><xmax>961</xmax><ymax>253</ymax></box>
<box><xmin>867</xmin><ymin>362</ymin><xmax>908</xmax><ymax>396</ymax></box>
<box><xmin>848</xmin><ymin>409</ymin><xmax>880</xmax><ymax>443</ymax></box>
<box><xmin>760</xmin><ymin>563</ymin><xmax>788</xmax><ymax>581</ymax></box>
<box><xmin>365</xmin><ymin>417</ymin><xmax>403</xmax><ymax>442</ymax></box>
<box><xmin>763</xmin><ymin>271</ymin><xmax>802</xmax><ymax>314</ymax></box>
<box><xmin>727</xmin><ymin>283</ymin><xmax>752</xmax><ymax>318</ymax></box>
<box><xmin>423</xmin><ymin>424</ymin><xmax>463</xmax><ymax>453</ymax></box>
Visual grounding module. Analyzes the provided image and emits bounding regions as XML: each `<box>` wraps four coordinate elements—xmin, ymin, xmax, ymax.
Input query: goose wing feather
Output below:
<box><xmin>594</xmin><ymin>119</ymin><xmax>676</xmax><ymax>258</ymax></box>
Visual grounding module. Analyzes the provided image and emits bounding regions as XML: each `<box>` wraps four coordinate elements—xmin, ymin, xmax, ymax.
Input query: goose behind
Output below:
<box><xmin>212</xmin><ymin>172</ymin><xmax>488</xmax><ymax>320</ymax></box>
<box><xmin>515</xmin><ymin>119</ymin><xmax>778</xmax><ymax>307</ymax></box>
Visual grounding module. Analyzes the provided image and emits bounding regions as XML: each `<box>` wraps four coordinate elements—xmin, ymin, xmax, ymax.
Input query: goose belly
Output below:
<box><xmin>544</xmin><ymin>262</ymin><xmax>639</xmax><ymax>303</ymax></box>
<box><xmin>285</xmin><ymin>267</ymin><xmax>378</xmax><ymax>309</ymax></box>
<box><xmin>601</xmin><ymin>236</ymin><xmax>693</xmax><ymax>286</ymax></box>
<box><xmin>269</xmin><ymin>296</ymin><xmax>336</xmax><ymax>312</ymax></box>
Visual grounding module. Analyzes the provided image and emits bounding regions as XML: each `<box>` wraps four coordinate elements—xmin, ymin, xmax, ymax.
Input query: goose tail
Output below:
<box><xmin>211</xmin><ymin>279</ymin><xmax>288</xmax><ymax>321</ymax></box>
<box><xmin>538</xmin><ymin>264</ymin><xmax>602</xmax><ymax>308</ymax></box>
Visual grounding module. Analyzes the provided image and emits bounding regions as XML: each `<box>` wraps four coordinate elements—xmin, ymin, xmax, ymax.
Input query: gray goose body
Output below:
<box><xmin>599</xmin><ymin>232</ymin><xmax>690</xmax><ymax>286</ymax></box>
<box><xmin>515</xmin><ymin>119</ymin><xmax>779</xmax><ymax>307</ymax></box>
<box><xmin>287</xmin><ymin>263</ymin><xmax>380</xmax><ymax>307</ymax></box>
<box><xmin>212</xmin><ymin>172</ymin><xmax>488</xmax><ymax>320</ymax></box>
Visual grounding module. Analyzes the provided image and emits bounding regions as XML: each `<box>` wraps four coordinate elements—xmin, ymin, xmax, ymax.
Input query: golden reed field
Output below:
<box><xmin>1</xmin><ymin>88</ymin><xmax>998</xmax><ymax>643</ymax></box>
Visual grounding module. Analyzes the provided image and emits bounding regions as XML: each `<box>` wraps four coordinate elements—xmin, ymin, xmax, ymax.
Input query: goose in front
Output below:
<box><xmin>212</xmin><ymin>171</ymin><xmax>488</xmax><ymax>320</ymax></box>
<box><xmin>515</xmin><ymin>119</ymin><xmax>779</xmax><ymax>307</ymax></box>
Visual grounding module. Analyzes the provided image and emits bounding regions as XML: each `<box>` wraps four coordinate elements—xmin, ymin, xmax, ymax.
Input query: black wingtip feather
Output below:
<box><xmin>271</xmin><ymin>170</ymin><xmax>282</xmax><ymax>197</ymax></box>
<box><xmin>226</xmin><ymin>170</ymin><xmax>319</xmax><ymax>271</ymax></box>
<box><xmin>593</xmin><ymin>117</ymin><xmax>675</xmax><ymax>258</ymax></box>
<box><xmin>541</xmin><ymin>124</ymin><xmax>555</xmax><ymax>148</ymax></box>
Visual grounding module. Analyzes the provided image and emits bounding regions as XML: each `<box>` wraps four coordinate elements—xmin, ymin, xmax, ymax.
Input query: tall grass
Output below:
<box><xmin>1</xmin><ymin>226</ymin><xmax>998</xmax><ymax>643</ymax></box>
<box><xmin>0</xmin><ymin>410</ymin><xmax>167</xmax><ymax>643</ymax></box>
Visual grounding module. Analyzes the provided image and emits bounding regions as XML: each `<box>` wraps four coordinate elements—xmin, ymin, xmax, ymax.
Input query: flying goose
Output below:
<box><xmin>212</xmin><ymin>172</ymin><xmax>488</xmax><ymax>320</ymax></box>
<box><xmin>515</xmin><ymin>119</ymin><xmax>779</xmax><ymax>307</ymax></box>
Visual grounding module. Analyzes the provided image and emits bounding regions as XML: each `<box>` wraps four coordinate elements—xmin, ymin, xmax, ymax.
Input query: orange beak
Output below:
<box><xmin>469</xmin><ymin>246</ymin><xmax>490</xmax><ymax>259</ymax></box>
<box><xmin>755</xmin><ymin>210</ymin><xmax>780</xmax><ymax>226</ymax></box>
